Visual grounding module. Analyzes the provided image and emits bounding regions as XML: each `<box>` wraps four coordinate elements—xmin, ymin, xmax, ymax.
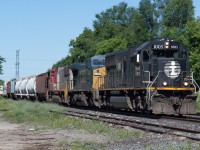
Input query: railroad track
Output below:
<box><xmin>67</xmin><ymin>106</ymin><xmax>200</xmax><ymax>124</ymax></box>
<box><xmin>160</xmin><ymin>115</ymin><xmax>200</xmax><ymax>124</ymax></box>
<box><xmin>51</xmin><ymin>109</ymin><xmax>200</xmax><ymax>141</ymax></box>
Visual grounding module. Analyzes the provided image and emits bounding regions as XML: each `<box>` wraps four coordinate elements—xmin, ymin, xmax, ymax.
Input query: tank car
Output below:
<box><xmin>0</xmin><ymin>85</ymin><xmax>3</xmax><ymax>95</ymax></box>
<box><xmin>3</xmin><ymin>81</ymin><xmax>7</xmax><ymax>97</ymax></box>
<box><xmin>15</xmin><ymin>76</ymin><xmax>36</xmax><ymax>99</ymax></box>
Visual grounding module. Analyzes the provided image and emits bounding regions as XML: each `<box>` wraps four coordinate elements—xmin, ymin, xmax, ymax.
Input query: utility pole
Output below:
<box><xmin>16</xmin><ymin>49</ymin><xmax>20</xmax><ymax>80</ymax></box>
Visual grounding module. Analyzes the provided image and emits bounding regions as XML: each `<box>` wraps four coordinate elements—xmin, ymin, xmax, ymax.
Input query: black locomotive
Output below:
<box><xmin>5</xmin><ymin>38</ymin><xmax>199</xmax><ymax>115</ymax></box>
<box><xmin>96</xmin><ymin>38</ymin><xmax>198</xmax><ymax>114</ymax></box>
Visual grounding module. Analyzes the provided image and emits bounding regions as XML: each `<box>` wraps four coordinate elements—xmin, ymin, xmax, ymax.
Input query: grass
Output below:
<box><xmin>64</xmin><ymin>116</ymin><xmax>142</xmax><ymax>140</ymax></box>
<box><xmin>197</xmin><ymin>92</ymin><xmax>200</xmax><ymax>112</ymax></box>
<box><xmin>0</xmin><ymin>98</ymin><xmax>143</xmax><ymax>141</ymax></box>
<box><xmin>57</xmin><ymin>140</ymin><xmax>105</xmax><ymax>150</ymax></box>
<box><xmin>1</xmin><ymin>98</ymin><xmax>200</xmax><ymax>149</ymax></box>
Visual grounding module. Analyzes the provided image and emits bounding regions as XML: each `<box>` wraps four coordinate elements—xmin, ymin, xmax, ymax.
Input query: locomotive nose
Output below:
<box><xmin>151</xmin><ymin>58</ymin><xmax>187</xmax><ymax>88</ymax></box>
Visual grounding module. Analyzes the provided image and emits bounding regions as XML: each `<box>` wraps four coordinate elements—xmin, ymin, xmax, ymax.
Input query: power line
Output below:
<box><xmin>16</xmin><ymin>49</ymin><xmax>20</xmax><ymax>80</ymax></box>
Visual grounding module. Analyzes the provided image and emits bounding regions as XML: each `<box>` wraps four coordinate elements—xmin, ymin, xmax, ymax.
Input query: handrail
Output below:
<box><xmin>191</xmin><ymin>72</ymin><xmax>200</xmax><ymax>93</ymax></box>
<box><xmin>147</xmin><ymin>71</ymin><xmax>161</xmax><ymax>101</ymax></box>
<box><xmin>144</xmin><ymin>71</ymin><xmax>151</xmax><ymax>101</ymax></box>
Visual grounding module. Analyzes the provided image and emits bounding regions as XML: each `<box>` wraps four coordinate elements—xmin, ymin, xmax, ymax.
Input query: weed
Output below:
<box><xmin>0</xmin><ymin>98</ymin><xmax>13</xmax><ymax>110</ymax></box>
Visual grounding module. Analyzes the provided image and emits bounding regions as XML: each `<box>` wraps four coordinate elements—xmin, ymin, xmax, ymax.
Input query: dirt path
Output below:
<box><xmin>0</xmin><ymin>114</ymin><xmax>110</xmax><ymax>150</ymax></box>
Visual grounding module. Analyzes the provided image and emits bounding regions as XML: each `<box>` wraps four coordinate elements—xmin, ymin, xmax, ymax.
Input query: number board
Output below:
<box><xmin>152</xmin><ymin>45</ymin><xmax>164</xmax><ymax>50</ymax></box>
<box><xmin>152</xmin><ymin>44</ymin><xmax>179</xmax><ymax>50</ymax></box>
<box><xmin>170</xmin><ymin>45</ymin><xmax>179</xmax><ymax>49</ymax></box>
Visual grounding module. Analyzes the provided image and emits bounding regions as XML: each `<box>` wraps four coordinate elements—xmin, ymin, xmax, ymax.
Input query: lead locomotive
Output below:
<box><xmin>5</xmin><ymin>38</ymin><xmax>199</xmax><ymax>115</ymax></box>
<box><xmin>95</xmin><ymin>38</ymin><xmax>198</xmax><ymax>114</ymax></box>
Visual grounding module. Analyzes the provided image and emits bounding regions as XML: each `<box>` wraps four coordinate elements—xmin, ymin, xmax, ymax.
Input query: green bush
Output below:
<box><xmin>197</xmin><ymin>92</ymin><xmax>200</xmax><ymax>112</ymax></box>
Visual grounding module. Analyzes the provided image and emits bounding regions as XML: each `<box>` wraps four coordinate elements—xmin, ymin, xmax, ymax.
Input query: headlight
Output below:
<box><xmin>165</xmin><ymin>42</ymin><xmax>169</xmax><ymax>49</ymax></box>
<box><xmin>163</xmin><ymin>82</ymin><xmax>167</xmax><ymax>86</ymax></box>
<box><xmin>183</xmin><ymin>82</ymin><xmax>188</xmax><ymax>86</ymax></box>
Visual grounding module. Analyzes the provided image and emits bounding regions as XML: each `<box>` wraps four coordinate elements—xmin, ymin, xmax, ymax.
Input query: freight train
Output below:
<box><xmin>3</xmin><ymin>38</ymin><xmax>199</xmax><ymax>115</ymax></box>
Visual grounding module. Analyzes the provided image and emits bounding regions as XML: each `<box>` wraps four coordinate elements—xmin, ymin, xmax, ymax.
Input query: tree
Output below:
<box><xmin>69</xmin><ymin>28</ymin><xmax>96</xmax><ymax>63</ymax></box>
<box><xmin>139</xmin><ymin>0</ymin><xmax>159</xmax><ymax>37</ymax></box>
<box><xmin>0</xmin><ymin>56</ymin><xmax>5</xmax><ymax>75</ymax></box>
<box><xmin>129</xmin><ymin>9</ymin><xmax>150</xmax><ymax>44</ymax></box>
<box><xmin>93</xmin><ymin>2</ymin><xmax>135</xmax><ymax>40</ymax></box>
<box><xmin>184</xmin><ymin>20</ymin><xmax>200</xmax><ymax>82</ymax></box>
<box><xmin>95</xmin><ymin>37</ymin><xmax>127</xmax><ymax>54</ymax></box>
<box><xmin>0</xmin><ymin>80</ymin><xmax>4</xmax><ymax>85</ymax></box>
<box><xmin>161</xmin><ymin>0</ymin><xmax>194</xmax><ymax>37</ymax></box>
<box><xmin>52</xmin><ymin>55</ymin><xmax>72</xmax><ymax>68</ymax></box>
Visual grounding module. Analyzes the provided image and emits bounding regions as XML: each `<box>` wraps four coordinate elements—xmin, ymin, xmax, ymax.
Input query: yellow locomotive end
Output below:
<box><xmin>92</xmin><ymin>67</ymin><xmax>106</xmax><ymax>90</ymax></box>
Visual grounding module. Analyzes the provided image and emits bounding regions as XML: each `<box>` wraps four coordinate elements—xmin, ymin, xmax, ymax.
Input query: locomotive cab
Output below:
<box><xmin>142</xmin><ymin>39</ymin><xmax>198</xmax><ymax>114</ymax></box>
<box><xmin>150</xmin><ymin>40</ymin><xmax>190</xmax><ymax>88</ymax></box>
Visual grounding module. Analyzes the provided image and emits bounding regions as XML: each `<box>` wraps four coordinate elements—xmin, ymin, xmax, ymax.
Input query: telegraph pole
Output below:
<box><xmin>16</xmin><ymin>49</ymin><xmax>20</xmax><ymax>80</ymax></box>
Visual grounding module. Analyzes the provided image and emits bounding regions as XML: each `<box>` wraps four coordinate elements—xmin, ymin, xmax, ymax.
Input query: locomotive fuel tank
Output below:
<box><xmin>110</xmin><ymin>96</ymin><xmax>133</xmax><ymax>110</ymax></box>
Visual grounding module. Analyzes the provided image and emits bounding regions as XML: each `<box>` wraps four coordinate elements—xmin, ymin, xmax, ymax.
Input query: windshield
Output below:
<box><xmin>93</xmin><ymin>59</ymin><xmax>105</xmax><ymax>66</ymax></box>
<box><xmin>152</xmin><ymin>50</ymin><xmax>187</xmax><ymax>58</ymax></box>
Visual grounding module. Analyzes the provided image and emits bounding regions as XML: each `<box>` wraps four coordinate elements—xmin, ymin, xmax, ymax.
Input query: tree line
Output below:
<box><xmin>0</xmin><ymin>0</ymin><xmax>199</xmax><ymax>83</ymax></box>
<box><xmin>53</xmin><ymin>0</ymin><xmax>200</xmax><ymax>82</ymax></box>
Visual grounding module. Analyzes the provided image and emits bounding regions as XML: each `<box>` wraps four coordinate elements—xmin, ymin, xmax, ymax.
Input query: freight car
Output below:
<box><xmin>5</xmin><ymin>38</ymin><xmax>199</xmax><ymax>115</ymax></box>
<box><xmin>14</xmin><ymin>76</ymin><xmax>36</xmax><ymax>100</ymax></box>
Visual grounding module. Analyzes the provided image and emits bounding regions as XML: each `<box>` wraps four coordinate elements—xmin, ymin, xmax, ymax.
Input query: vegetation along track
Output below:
<box><xmin>50</xmin><ymin>109</ymin><xmax>200</xmax><ymax>141</ymax></box>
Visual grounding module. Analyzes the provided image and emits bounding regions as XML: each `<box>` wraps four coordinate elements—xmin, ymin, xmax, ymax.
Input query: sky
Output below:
<box><xmin>0</xmin><ymin>0</ymin><xmax>200</xmax><ymax>81</ymax></box>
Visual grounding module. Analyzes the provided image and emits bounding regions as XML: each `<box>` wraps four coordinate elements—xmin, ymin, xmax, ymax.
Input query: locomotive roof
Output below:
<box><xmin>105</xmin><ymin>49</ymin><xmax>128</xmax><ymax>57</ymax></box>
<box><xmin>69</xmin><ymin>63</ymin><xmax>86</xmax><ymax>70</ymax></box>
<box><xmin>130</xmin><ymin>39</ymin><xmax>188</xmax><ymax>56</ymax></box>
<box><xmin>89</xmin><ymin>55</ymin><xmax>105</xmax><ymax>59</ymax></box>
<box><xmin>133</xmin><ymin>41</ymin><xmax>149</xmax><ymax>54</ymax></box>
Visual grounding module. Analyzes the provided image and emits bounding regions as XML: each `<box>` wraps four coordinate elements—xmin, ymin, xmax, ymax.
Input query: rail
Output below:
<box><xmin>51</xmin><ymin>109</ymin><xmax>200</xmax><ymax>141</ymax></box>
